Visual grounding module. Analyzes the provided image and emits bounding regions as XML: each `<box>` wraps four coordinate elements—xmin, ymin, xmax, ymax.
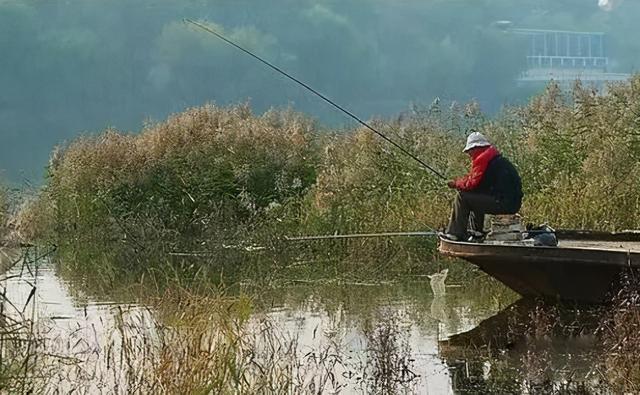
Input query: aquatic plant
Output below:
<box><xmin>19</xmin><ymin>74</ymin><xmax>640</xmax><ymax>288</ymax></box>
<box><xmin>599</xmin><ymin>270</ymin><xmax>640</xmax><ymax>392</ymax></box>
<box><xmin>34</xmin><ymin>104</ymin><xmax>318</xmax><ymax>269</ymax></box>
<box><xmin>302</xmin><ymin>76</ymin><xmax>640</xmax><ymax>238</ymax></box>
<box><xmin>14</xmin><ymin>76</ymin><xmax>640</xmax><ymax>393</ymax></box>
<box><xmin>0</xmin><ymin>247</ymin><xmax>50</xmax><ymax>392</ymax></box>
<box><xmin>511</xmin><ymin>77</ymin><xmax>640</xmax><ymax>230</ymax></box>
<box><xmin>18</xmin><ymin>279</ymin><xmax>434</xmax><ymax>394</ymax></box>
<box><xmin>362</xmin><ymin>311</ymin><xmax>418</xmax><ymax>394</ymax></box>
<box><xmin>304</xmin><ymin>107</ymin><xmax>469</xmax><ymax>235</ymax></box>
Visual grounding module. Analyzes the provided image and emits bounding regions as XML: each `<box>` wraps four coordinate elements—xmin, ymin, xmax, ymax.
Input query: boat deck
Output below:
<box><xmin>558</xmin><ymin>239</ymin><xmax>640</xmax><ymax>252</ymax></box>
<box><xmin>483</xmin><ymin>239</ymin><xmax>640</xmax><ymax>252</ymax></box>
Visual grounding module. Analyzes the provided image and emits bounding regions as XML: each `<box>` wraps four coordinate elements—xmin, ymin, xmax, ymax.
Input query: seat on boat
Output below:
<box><xmin>486</xmin><ymin>214</ymin><xmax>523</xmax><ymax>242</ymax></box>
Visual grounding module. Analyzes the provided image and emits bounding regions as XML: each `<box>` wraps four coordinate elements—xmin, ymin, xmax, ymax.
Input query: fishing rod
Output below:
<box><xmin>168</xmin><ymin>231</ymin><xmax>439</xmax><ymax>255</ymax></box>
<box><xmin>285</xmin><ymin>231</ymin><xmax>437</xmax><ymax>241</ymax></box>
<box><xmin>184</xmin><ymin>18</ymin><xmax>447</xmax><ymax>181</ymax></box>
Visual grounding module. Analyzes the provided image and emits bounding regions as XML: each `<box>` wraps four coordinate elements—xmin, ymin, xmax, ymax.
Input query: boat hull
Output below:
<box><xmin>439</xmin><ymin>237</ymin><xmax>640</xmax><ymax>303</ymax></box>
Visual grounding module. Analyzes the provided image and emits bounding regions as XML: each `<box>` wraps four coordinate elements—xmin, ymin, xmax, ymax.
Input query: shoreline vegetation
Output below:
<box><xmin>2</xmin><ymin>78</ymin><xmax>640</xmax><ymax>392</ymax></box>
<box><xmin>16</xmin><ymin>77</ymin><xmax>640</xmax><ymax>279</ymax></box>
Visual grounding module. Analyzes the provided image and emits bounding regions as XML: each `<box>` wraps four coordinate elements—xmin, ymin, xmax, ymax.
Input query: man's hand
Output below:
<box><xmin>447</xmin><ymin>180</ymin><xmax>457</xmax><ymax>189</ymax></box>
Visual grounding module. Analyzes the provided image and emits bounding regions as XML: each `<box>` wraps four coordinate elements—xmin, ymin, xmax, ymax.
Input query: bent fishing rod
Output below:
<box><xmin>184</xmin><ymin>18</ymin><xmax>446</xmax><ymax>181</ymax></box>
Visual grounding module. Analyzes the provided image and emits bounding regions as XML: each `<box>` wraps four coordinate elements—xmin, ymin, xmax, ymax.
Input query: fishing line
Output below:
<box><xmin>184</xmin><ymin>18</ymin><xmax>447</xmax><ymax>181</ymax></box>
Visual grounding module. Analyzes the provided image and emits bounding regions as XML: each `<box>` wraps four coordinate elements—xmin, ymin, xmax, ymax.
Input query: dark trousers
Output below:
<box><xmin>446</xmin><ymin>191</ymin><xmax>514</xmax><ymax>239</ymax></box>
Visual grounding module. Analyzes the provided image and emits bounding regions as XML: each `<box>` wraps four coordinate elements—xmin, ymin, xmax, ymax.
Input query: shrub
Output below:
<box><xmin>44</xmin><ymin>104</ymin><xmax>319</xmax><ymax>249</ymax></box>
<box><xmin>27</xmin><ymin>75</ymin><xmax>640</xmax><ymax>280</ymax></box>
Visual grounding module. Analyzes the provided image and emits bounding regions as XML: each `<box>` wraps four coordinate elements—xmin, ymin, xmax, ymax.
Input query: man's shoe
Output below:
<box><xmin>467</xmin><ymin>230</ymin><xmax>486</xmax><ymax>243</ymax></box>
<box><xmin>439</xmin><ymin>233</ymin><xmax>461</xmax><ymax>241</ymax></box>
<box><xmin>468</xmin><ymin>230</ymin><xmax>485</xmax><ymax>238</ymax></box>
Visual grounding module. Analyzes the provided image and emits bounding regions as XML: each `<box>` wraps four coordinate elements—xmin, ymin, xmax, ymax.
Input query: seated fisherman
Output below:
<box><xmin>443</xmin><ymin>131</ymin><xmax>523</xmax><ymax>241</ymax></box>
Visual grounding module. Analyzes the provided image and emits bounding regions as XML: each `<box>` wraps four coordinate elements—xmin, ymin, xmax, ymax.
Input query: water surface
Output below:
<box><xmin>0</xmin><ymin>250</ymin><xmax>618</xmax><ymax>393</ymax></box>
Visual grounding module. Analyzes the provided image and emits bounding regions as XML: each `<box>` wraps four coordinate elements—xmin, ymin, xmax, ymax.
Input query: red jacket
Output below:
<box><xmin>453</xmin><ymin>145</ymin><xmax>500</xmax><ymax>191</ymax></box>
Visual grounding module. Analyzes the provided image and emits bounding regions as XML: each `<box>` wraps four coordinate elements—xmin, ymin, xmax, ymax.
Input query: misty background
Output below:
<box><xmin>1</xmin><ymin>0</ymin><xmax>639</xmax><ymax>182</ymax></box>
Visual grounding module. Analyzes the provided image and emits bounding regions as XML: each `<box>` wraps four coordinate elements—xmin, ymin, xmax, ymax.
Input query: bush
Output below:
<box><xmin>27</xmin><ymin>76</ymin><xmax>640</xmax><ymax>280</ymax></box>
<box><xmin>44</xmin><ymin>104</ymin><xmax>319</xmax><ymax>248</ymax></box>
<box><xmin>511</xmin><ymin>78</ymin><xmax>640</xmax><ymax>230</ymax></box>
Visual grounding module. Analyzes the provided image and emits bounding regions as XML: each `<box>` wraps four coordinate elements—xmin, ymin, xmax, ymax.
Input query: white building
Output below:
<box><xmin>509</xmin><ymin>28</ymin><xmax>629</xmax><ymax>90</ymax></box>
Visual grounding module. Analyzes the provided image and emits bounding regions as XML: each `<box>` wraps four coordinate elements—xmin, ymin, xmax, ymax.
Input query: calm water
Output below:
<box><xmin>0</xmin><ymin>248</ymin><xmax>618</xmax><ymax>393</ymax></box>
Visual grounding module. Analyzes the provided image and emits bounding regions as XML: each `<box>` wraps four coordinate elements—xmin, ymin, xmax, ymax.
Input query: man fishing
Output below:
<box><xmin>443</xmin><ymin>131</ymin><xmax>523</xmax><ymax>241</ymax></box>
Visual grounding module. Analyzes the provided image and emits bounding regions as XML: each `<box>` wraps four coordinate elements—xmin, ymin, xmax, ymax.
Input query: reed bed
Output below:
<box><xmin>7</xmin><ymin>77</ymin><xmax>640</xmax><ymax>391</ymax></box>
<box><xmin>39</xmin><ymin>104</ymin><xmax>317</xmax><ymax>249</ymax></box>
<box><xmin>599</xmin><ymin>270</ymin><xmax>640</xmax><ymax>392</ymax></box>
<box><xmin>15</xmin><ymin>75</ymin><xmax>640</xmax><ymax>282</ymax></box>
<box><xmin>0</xmin><ymin>247</ymin><xmax>51</xmax><ymax>393</ymax></box>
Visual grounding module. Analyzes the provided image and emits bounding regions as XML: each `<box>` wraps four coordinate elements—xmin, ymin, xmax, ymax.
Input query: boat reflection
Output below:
<box><xmin>439</xmin><ymin>298</ymin><xmax>612</xmax><ymax>393</ymax></box>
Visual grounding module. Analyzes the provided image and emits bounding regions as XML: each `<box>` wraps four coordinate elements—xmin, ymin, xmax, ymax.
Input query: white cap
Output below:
<box><xmin>463</xmin><ymin>132</ymin><xmax>491</xmax><ymax>152</ymax></box>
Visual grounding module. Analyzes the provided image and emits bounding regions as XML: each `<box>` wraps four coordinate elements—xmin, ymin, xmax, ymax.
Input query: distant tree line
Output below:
<box><xmin>2</xmin><ymin>0</ymin><xmax>639</xmax><ymax>180</ymax></box>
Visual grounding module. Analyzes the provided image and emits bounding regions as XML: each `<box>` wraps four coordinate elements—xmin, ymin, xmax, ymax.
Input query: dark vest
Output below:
<box><xmin>476</xmin><ymin>154</ymin><xmax>523</xmax><ymax>212</ymax></box>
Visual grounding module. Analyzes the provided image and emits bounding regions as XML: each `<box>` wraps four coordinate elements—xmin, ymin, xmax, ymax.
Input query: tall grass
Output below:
<box><xmin>45</xmin><ymin>104</ymin><xmax>316</xmax><ymax>245</ymax></box>
<box><xmin>10</xmin><ymin>80</ymin><xmax>640</xmax><ymax>393</ymax></box>
<box><xmin>10</xmin><ymin>279</ymin><xmax>422</xmax><ymax>394</ymax></box>
<box><xmin>600</xmin><ymin>270</ymin><xmax>640</xmax><ymax>392</ymax></box>
<box><xmin>22</xmin><ymin>104</ymin><xmax>320</xmax><ymax>282</ymax></box>
<box><xmin>306</xmin><ymin>77</ymin><xmax>640</xmax><ymax>233</ymax></box>
<box><xmin>0</xmin><ymin>247</ymin><xmax>48</xmax><ymax>393</ymax></box>
<box><xmin>19</xmin><ymin>75</ymin><xmax>640</xmax><ymax>283</ymax></box>
<box><xmin>508</xmin><ymin>78</ymin><xmax>640</xmax><ymax>229</ymax></box>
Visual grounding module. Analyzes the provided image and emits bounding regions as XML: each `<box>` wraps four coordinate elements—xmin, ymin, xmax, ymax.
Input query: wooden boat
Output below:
<box><xmin>438</xmin><ymin>230</ymin><xmax>640</xmax><ymax>303</ymax></box>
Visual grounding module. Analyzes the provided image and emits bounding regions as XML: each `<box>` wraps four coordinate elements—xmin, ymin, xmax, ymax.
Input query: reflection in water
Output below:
<box><xmin>441</xmin><ymin>299</ymin><xmax>611</xmax><ymax>393</ymax></box>
<box><xmin>2</xmin><ymin>251</ymin><xmax>639</xmax><ymax>392</ymax></box>
<box><xmin>1</xmin><ymin>254</ymin><xmax>515</xmax><ymax>393</ymax></box>
<box><xmin>249</xmin><ymin>283</ymin><xmax>485</xmax><ymax>393</ymax></box>
<box><xmin>428</xmin><ymin>268</ymin><xmax>448</xmax><ymax>297</ymax></box>
<box><xmin>1</xmin><ymin>247</ymin><xmax>151</xmax><ymax>392</ymax></box>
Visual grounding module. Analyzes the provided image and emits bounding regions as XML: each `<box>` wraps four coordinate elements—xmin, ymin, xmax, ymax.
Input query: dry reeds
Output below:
<box><xmin>599</xmin><ymin>270</ymin><xmax>640</xmax><ymax>392</ymax></box>
<box><xmin>32</xmin><ymin>104</ymin><xmax>318</xmax><ymax>268</ymax></box>
<box><xmin>14</xmin><ymin>283</ymin><xmax>422</xmax><ymax>394</ymax></box>
<box><xmin>17</xmin><ymin>75</ymin><xmax>640</xmax><ymax>285</ymax></box>
<box><xmin>309</xmin><ymin>76</ymin><xmax>640</xmax><ymax>235</ymax></box>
